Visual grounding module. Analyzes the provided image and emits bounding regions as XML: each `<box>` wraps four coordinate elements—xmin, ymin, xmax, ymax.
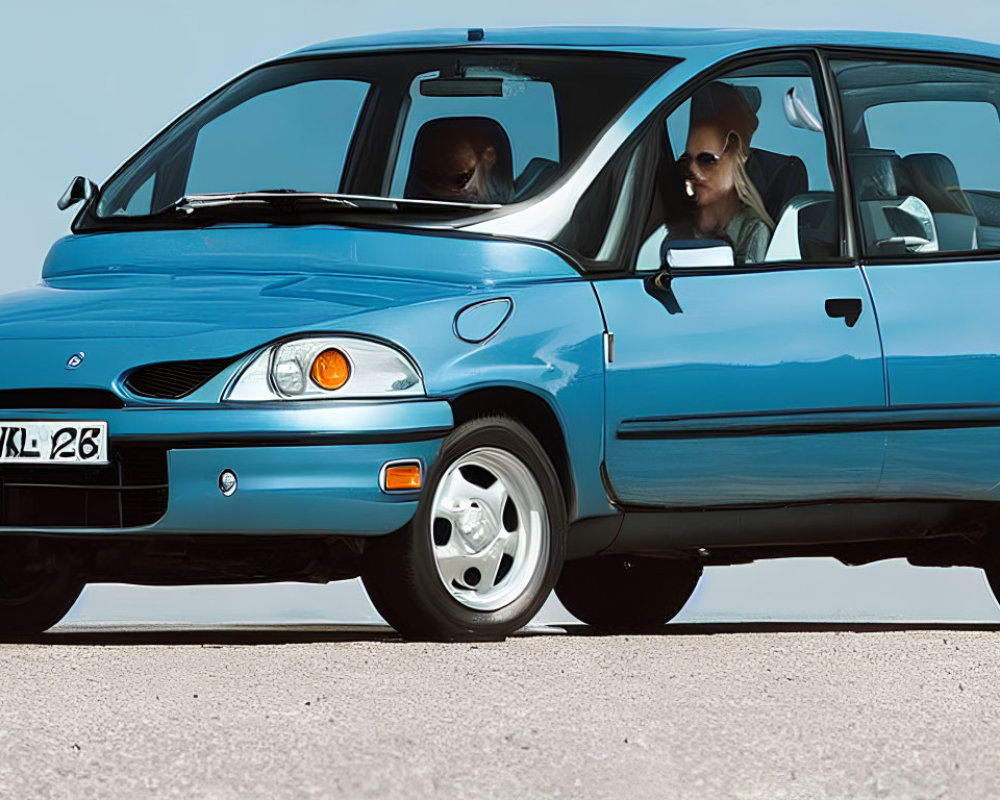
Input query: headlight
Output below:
<box><xmin>224</xmin><ymin>336</ymin><xmax>424</xmax><ymax>401</ymax></box>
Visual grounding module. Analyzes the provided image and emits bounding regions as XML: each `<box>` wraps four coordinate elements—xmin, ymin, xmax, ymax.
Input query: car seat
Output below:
<box><xmin>513</xmin><ymin>157</ymin><xmax>560</xmax><ymax>200</ymax></box>
<box><xmin>726</xmin><ymin>83</ymin><xmax>809</xmax><ymax>224</ymax></box>
<box><xmin>746</xmin><ymin>148</ymin><xmax>809</xmax><ymax>224</ymax></box>
<box><xmin>850</xmin><ymin>149</ymin><xmax>938</xmax><ymax>255</ymax></box>
<box><xmin>900</xmin><ymin>153</ymin><xmax>978</xmax><ymax>252</ymax></box>
<box><xmin>764</xmin><ymin>191</ymin><xmax>838</xmax><ymax>262</ymax></box>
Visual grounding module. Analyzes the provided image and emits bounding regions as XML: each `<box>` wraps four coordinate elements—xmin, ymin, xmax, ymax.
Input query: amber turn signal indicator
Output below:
<box><xmin>383</xmin><ymin>463</ymin><xmax>422</xmax><ymax>491</ymax></box>
<box><xmin>310</xmin><ymin>348</ymin><xmax>350</xmax><ymax>390</ymax></box>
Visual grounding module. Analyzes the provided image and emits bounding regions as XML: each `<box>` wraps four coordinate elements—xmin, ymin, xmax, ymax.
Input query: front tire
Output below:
<box><xmin>556</xmin><ymin>555</ymin><xmax>702</xmax><ymax>632</ymax></box>
<box><xmin>0</xmin><ymin>560</ymin><xmax>84</xmax><ymax>638</ymax></box>
<box><xmin>362</xmin><ymin>416</ymin><xmax>567</xmax><ymax>641</ymax></box>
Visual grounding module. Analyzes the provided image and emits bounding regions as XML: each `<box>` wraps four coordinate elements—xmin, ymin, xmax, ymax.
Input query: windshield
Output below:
<box><xmin>83</xmin><ymin>49</ymin><xmax>669</xmax><ymax>230</ymax></box>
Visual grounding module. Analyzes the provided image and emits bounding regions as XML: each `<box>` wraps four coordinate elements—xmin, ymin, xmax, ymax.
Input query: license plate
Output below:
<box><xmin>0</xmin><ymin>421</ymin><xmax>109</xmax><ymax>465</ymax></box>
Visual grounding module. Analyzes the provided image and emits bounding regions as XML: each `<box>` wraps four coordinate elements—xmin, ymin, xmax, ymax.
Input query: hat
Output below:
<box><xmin>689</xmin><ymin>82</ymin><xmax>760</xmax><ymax>149</ymax></box>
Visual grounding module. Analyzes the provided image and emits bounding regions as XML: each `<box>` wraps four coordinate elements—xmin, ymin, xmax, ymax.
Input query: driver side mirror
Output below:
<box><xmin>57</xmin><ymin>176</ymin><xmax>98</xmax><ymax>211</ymax></box>
<box><xmin>657</xmin><ymin>239</ymin><xmax>736</xmax><ymax>282</ymax></box>
<box><xmin>650</xmin><ymin>240</ymin><xmax>734</xmax><ymax>306</ymax></box>
<box><xmin>660</xmin><ymin>239</ymin><xmax>735</xmax><ymax>272</ymax></box>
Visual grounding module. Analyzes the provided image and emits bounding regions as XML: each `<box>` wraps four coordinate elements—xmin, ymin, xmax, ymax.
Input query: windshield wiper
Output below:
<box><xmin>168</xmin><ymin>191</ymin><xmax>500</xmax><ymax>217</ymax></box>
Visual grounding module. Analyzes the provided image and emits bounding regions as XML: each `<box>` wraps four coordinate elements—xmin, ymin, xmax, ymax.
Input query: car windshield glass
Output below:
<box><xmin>89</xmin><ymin>49</ymin><xmax>670</xmax><ymax>230</ymax></box>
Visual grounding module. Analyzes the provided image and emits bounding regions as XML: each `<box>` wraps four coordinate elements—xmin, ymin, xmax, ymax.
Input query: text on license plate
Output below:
<box><xmin>0</xmin><ymin>421</ymin><xmax>109</xmax><ymax>465</ymax></box>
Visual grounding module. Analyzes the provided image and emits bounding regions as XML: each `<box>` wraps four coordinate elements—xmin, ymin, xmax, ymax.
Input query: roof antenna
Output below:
<box><xmin>467</xmin><ymin>28</ymin><xmax>485</xmax><ymax>42</ymax></box>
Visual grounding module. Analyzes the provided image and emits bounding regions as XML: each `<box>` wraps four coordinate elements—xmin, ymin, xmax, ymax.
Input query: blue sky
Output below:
<box><xmin>4</xmin><ymin>0</ymin><xmax>1000</xmax><ymax>625</ymax></box>
<box><xmin>5</xmin><ymin>0</ymin><xmax>1000</xmax><ymax>298</ymax></box>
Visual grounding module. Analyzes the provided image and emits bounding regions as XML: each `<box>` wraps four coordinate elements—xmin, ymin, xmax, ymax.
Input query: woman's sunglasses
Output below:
<box><xmin>420</xmin><ymin>168</ymin><xmax>476</xmax><ymax>191</ymax></box>
<box><xmin>677</xmin><ymin>151</ymin><xmax>723</xmax><ymax>169</ymax></box>
<box><xmin>677</xmin><ymin>132</ymin><xmax>738</xmax><ymax>170</ymax></box>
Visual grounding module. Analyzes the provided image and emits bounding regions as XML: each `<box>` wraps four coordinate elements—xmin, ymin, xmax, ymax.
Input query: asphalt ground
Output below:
<box><xmin>1</xmin><ymin>622</ymin><xmax>998</xmax><ymax>799</ymax></box>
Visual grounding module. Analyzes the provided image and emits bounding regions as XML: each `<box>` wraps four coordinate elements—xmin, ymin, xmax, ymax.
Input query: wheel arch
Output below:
<box><xmin>449</xmin><ymin>386</ymin><xmax>577</xmax><ymax>518</ymax></box>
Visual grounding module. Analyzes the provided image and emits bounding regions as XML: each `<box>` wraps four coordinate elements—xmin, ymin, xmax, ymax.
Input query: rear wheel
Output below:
<box><xmin>362</xmin><ymin>416</ymin><xmax>566</xmax><ymax>641</ymax></box>
<box><xmin>0</xmin><ymin>560</ymin><xmax>84</xmax><ymax>638</ymax></box>
<box><xmin>556</xmin><ymin>555</ymin><xmax>702</xmax><ymax>632</ymax></box>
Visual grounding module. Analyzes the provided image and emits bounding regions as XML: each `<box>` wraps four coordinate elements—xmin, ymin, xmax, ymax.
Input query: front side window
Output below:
<box><xmin>832</xmin><ymin>58</ymin><xmax>1000</xmax><ymax>256</ymax></box>
<box><xmin>630</xmin><ymin>57</ymin><xmax>841</xmax><ymax>269</ymax></box>
<box><xmin>87</xmin><ymin>50</ymin><xmax>668</xmax><ymax>232</ymax></box>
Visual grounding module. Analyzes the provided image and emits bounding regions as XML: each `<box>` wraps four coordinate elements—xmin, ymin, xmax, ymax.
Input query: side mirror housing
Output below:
<box><xmin>660</xmin><ymin>239</ymin><xmax>735</xmax><ymax>270</ymax></box>
<box><xmin>57</xmin><ymin>176</ymin><xmax>98</xmax><ymax>211</ymax></box>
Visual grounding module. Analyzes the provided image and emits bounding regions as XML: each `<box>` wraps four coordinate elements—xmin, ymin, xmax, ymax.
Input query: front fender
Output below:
<box><xmin>417</xmin><ymin>280</ymin><xmax>609</xmax><ymax>520</ymax></box>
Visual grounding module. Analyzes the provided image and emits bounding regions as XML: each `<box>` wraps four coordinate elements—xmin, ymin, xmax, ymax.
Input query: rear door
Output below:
<box><xmin>830</xmin><ymin>54</ymin><xmax>1000</xmax><ymax>500</ymax></box>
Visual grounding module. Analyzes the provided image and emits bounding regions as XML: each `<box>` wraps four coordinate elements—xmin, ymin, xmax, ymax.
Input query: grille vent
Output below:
<box><xmin>124</xmin><ymin>357</ymin><xmax>237</xmax><ymax>400</ymax></box>
<box><xmin>0</xmin><ymin>445</ymin><xmax>168</xmax><ymax>528</ymax></box>
<box><xmin>0</xmin><ymin>389</ymin><xmax>124</xmax><ymax>409</ymax></box>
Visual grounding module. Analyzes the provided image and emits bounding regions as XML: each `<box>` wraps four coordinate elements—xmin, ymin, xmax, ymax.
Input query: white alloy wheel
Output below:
<box><xmin>429</xmin><ymin>447</ymin><xmax>549</xmax><ymax>611</ymax></box>
<box><xmin>361</xmin><ymin>415</ymin><xmax>566</xmax><ymax>641</ymax></box>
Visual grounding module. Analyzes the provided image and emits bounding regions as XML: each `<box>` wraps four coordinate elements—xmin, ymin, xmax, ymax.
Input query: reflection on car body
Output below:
<box><xmin>4</xmin><ymin>27</ymin><xmax>1000</xmax><ymax>640</ymax></box>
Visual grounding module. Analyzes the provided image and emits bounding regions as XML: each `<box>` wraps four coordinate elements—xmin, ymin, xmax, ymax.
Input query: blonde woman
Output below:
<box><xmin>679</xmin><ymin>82</ymin><xmax>774</xmax><ymax>264</ymax></box>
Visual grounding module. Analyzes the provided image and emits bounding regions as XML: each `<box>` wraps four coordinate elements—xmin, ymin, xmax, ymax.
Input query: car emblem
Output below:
<box><xmin>65</xmin><ymin>352</ymin><xmax>86</xmax><ymax>370</ymax></box>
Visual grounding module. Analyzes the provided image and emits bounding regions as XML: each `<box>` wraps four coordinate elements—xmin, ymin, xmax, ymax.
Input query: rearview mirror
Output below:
<box><xmin>420</xmin><ymin>78</ymin><xmax>503</xmax><ymax>97</ymax></box>
<box><xmin>57</xmin><ymin>176</ymin><xmax>98</xmax><ymax>211</ymax></box>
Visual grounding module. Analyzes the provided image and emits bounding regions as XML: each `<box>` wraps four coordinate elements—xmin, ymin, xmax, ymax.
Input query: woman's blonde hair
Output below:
<box><xmin>727</xmin><ymin>131</ymin><xmax>775</xmax><ymax>231</ymax></box>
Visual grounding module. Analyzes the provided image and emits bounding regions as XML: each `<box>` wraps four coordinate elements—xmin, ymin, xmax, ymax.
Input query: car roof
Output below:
<box><xmin>288</xmin><ymin>26</ymin><xmax>1000</xmax><ymax>61</ymax></box>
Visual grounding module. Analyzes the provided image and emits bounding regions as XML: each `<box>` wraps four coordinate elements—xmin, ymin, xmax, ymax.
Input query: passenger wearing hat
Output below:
<box><xmin>679</xmin><ymin>81</ymin><xmax>774</xmax><ymax>264</ymax></box>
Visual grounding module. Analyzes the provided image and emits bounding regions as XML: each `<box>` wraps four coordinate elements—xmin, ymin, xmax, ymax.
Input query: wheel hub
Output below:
<box><xmin>452</xmin><ymin>500</ymin><xmax>498</xmax><ymax>552</ymax></box>
<box><xmin>429</xmin><ymin>447</ymin><xmax>549</xmax><ymax>612</ymax></box>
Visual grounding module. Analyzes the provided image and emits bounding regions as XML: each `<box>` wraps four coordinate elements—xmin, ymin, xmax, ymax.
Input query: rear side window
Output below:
<box><xmin>833</xmin><ymin>59</ymin><xmax>1000</xmax><ymax>255</ymax></box>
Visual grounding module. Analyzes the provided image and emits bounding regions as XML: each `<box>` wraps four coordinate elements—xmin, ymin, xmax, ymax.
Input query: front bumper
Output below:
<box><xmin>0</xmin><ymin>400</ymin><xmax>451</xmax><ymax>536</ymax></box>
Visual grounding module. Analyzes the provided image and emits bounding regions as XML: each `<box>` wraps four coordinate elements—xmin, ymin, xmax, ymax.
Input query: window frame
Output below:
<box><xmin>92</xmin><ymin>61</ymin><xmax>378</xmax><ymax>221</ymax></box>
<box><xmin>73</xmin><ymin>49</ymin><xmax>670</xmax><ymax>236</ymax></box>
<box><xmin>579</xmin><ymin>47</ymin><xmax>857</xmax><ymax>281</ymax></box>
<box><xmin>821</xmin><ymin>45</ymin><xmax>1000</xmax><ymax>267</ymax></box>
<box><xmin>180</xmin><ymin>77</ymin><xmax>372</xmax><ymax>200</ymax></box>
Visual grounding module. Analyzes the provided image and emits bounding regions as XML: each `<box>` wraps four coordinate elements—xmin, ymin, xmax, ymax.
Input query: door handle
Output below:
<box><xmin>825</xmin><ymin>298</ymin><xmax>862</xmax><ymax>327</ymax></box>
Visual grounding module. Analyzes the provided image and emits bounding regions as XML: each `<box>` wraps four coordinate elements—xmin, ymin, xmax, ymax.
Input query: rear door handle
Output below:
<box><xmin>825</xmin><ymin>297</ymin><xmax>862</xmax><ymax>327</ymax></box>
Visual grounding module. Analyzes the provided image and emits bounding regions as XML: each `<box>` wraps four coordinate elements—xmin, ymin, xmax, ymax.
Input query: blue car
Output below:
<box><xmin>5</xmin><ymin>26</ymin><xmax>1000</xmax><ymax>640</ymax></box>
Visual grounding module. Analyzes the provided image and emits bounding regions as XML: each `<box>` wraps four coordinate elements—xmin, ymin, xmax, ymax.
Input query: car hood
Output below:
<box><xmin>0</xmin><ymin>225</ymin><xmax>577</xmax><ymax>392</ymax></box>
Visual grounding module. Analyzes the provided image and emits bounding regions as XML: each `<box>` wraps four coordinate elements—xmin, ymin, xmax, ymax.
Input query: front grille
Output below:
<box><xmin>124</xmin><ymin>357</ymin><xmax>237</xmax><ymax>400</ymax></box>
<box><xmin>0</xmin><ymin>389</ymin><xmax>124</xmax><ymax>409</ymax></box>
<box><xmin>0</xmin><ymin>445</ymin><xmax>168</xmax><ymax>528</ymax></box>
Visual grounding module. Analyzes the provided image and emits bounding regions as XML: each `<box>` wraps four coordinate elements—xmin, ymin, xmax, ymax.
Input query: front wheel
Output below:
<box><xmin>362</xmin><ymin>416</ymin><xmax>567</xmax><ymax>641</ymax></box>
<box><xmin>0</xmin><ymin>560</ymin><xmax>84</xmax><ymax>639</ymax></box>
<box><xmin>555</xmin><ymin>555</ymin><xmax>702</xmax><ymax>632</ymax></box>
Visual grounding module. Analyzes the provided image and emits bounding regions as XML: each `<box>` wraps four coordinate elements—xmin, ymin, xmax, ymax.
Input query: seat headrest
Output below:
<box><xmin>850</xmin><ymin>150</ymin><xmax>903</xmax><ymax>201</ymax></box>
<box><xmin>746</xmin><ymin>148</ymin><xmax>807</xmax><ymax>223</ymax></box>
<box><xmin>901</xmin><ymin>153</ymin><xmax>974</xmax><ymax>215</ymax></box>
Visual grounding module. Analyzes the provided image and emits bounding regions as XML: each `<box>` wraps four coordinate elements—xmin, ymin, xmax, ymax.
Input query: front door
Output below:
<box><xmin>596</xmin><ymin>55</ymin><xmax>887</xmax><ymax>509</ymax></box>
